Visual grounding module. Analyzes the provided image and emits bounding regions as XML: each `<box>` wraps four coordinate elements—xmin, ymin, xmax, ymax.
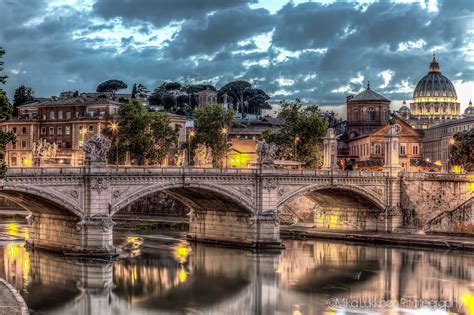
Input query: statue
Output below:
<box><xmin>194</xmin><ymin>144</ymin><xmax>211</xmax><ymax>167</ymax></box>
<box><xmin>51</xmin><ymin>142</ymin><xmax>58</xmax><ymax>158</ymax></box>
<box><xmin>176</xmin><ymin>151</ymin><xmax>184</xmax><ymax>167</ymax></box>
<box><xmin>388</xmin><ymin>110</ymin><xmax>397</xmax><ymax>125</ymax></box>
<box><xmin>83</xmin><ymin>135</ymin><xmax>111</xmax><ymax>163</ymax></box>
<box><xmin>256</xmin><ymin>139</ymin><xmax>278</xmax><ymax>165</ymax></box>
<box><xmin>32</xmin><ymin>142</ymin><xmax>38</xmax><ymax>157</ymax></box>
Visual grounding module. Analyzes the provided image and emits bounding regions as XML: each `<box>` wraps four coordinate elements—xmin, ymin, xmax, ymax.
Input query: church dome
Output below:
<box><xmin>464</xmin><ymin>100</ymin><xmax>474</xmax><ymax>117</ymax></box>
<box><xmin>413</xmin><ymin>54</ymin><xmax>457</xmax><ymax>99</ymax></box>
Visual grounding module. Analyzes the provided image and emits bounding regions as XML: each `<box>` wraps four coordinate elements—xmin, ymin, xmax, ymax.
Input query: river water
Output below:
<box><xmin>0</xmin><ymin>221</ymin><xmax>472</xmax><ymax>315</ymax></box>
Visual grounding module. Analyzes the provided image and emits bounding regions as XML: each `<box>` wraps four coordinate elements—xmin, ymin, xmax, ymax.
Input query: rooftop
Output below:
<box><xmin>350</xmin><ymin>82</ymin><xmax>391</xmax><ymax>102</ymax></box>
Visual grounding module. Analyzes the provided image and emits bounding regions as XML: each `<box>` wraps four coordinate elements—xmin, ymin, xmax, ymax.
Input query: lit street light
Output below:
<box><xmin>222</xmin><ymin>127</ymin><xmax>228</xmax><ymax>168</ymax></box>
<box><xmin>294</xmin><ymin>136</ymin><xmax>300</xmax><ymax>161</ymax></box>
<box><xmin>188</xmin><ymin>130</ymin><xmax>195</xmax><ymax>167</ymax></box>
<box><xmin>111</xmin><ymin>121</ymin><xmax>119</xmax><ymax>165</ymax></box>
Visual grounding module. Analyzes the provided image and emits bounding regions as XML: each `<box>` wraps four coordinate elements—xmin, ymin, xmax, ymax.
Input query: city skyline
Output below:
<box><xmin>0</xmin><ymin>0</ymin><xmax>472</xmax><ymax>111</ymax></box>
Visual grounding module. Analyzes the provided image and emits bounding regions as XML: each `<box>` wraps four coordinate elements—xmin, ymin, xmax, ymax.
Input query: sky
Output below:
<box><xmin>0</xmin><ymin>0</ymin><xmax>472</xmax><ymax>115</ymax></box>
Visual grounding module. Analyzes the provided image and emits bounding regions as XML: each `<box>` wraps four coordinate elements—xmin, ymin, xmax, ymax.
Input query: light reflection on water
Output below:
<box><xmin>0</xmin><ymin>222</ymin><xmax>472</xmax><ymax>315</ymax></box>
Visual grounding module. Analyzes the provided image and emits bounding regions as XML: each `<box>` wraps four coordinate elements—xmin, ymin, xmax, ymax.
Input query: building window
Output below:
<box><xmin>375</xmin><ymin>144</ymin><xmax>381</xmax><ymax>155</ymax></box>
<box><xmin>21</xmin><ymin>140</ymin><xmax>27</xmax><ymax>149</ymax></box>
<box><xmin>50</xmin><ymin>111</ymin><xmax>55</xmax><ymax>120</ymax></box>
<box><xmin>49</xmin><ymin>127</ymin><xmax>55</xmax><ymax>135</ymax></box>
<box><xmin>41</xmin><ymin>127</ymin><xmax>46</xmax><ymax>135</ymax></box>
<box><xmin>21</xmin><ymin>127</ymin><xmax>27</xmax><ymax>135</ymax></box>
<box><xmin>11</xmin><ymin>156</ymin><xmax>17</xmax><ymax>166</ymax></box>
<box><xmin>400</xmin><ymin>144</ymin><xmax>406</xmax><ymax>155</ymax></box>
<box><xmin>66</xmin><ymin>112</ymin><xmax>71</xmax><ymax>119</ymax></box>
<box><xmin>65</xmin><ymin>126</ymin><xmax>71</xmax><ymax>135</ymax></box>
<box><xmin>58</xmin><ymin>111</ymin><xmax>63</xmax><ymax>119</ymax></box>
<box><xmin>57</xmin><ymin>127</ymin><xmax>62</xmax><ymax>135</ymax></box>
<box><xmin>12</xmin><ymin>142</ymin><xmax>16</xmax><ymax>149</ymax></box>
<box><xmin>413</xmin><ymin>145</ymin><xmax>418</xmax><ymax>155</ymax></box>
<box><xmin>88</xmin><ymin>125</ymin><xmax>94</xmax><ymax>132</ymax></box>
<box><xmin>367</xmin><ymin>108</ymin><xmax>375</xmax><ymax>121</ymax></box>
<box><xmin>12</xmin><ymin>127</ymin><xmax>17</xmax><ymax>134</ymax></box>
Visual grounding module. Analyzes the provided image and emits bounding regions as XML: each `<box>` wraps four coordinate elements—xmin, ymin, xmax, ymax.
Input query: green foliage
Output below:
<box><xmin>131</xmin><ymin>83</ymin><xmax>148</xmax><ymax>99</ymax></box>
<box><xmin>193</xmin><ymin>104</ymin><xmax>234</xmax><ymax>168</ymax></box>
<box><xmin>96</xmin><ymin>79</ymin><xmax>128</xmax><ymax>97</ymax></box>
<box><xmin>218</xmin><ymin>80</ymin><xmax>270</xmax><ymax>115</ymax></box>
<box><xmin>13</xmin><ymin>85</ymin><xmax>34</xmax><ymax>107</ymax></box>
<box><xmin>449</xmin><ymin>129</ymin><xmax>474</xmax><ymax>171</ymax></box>
<box><xmin>0</xmin><ymin>47</ymin><xmax>6</xmax><ymax>85</ymax></box>
<box><xmin>0</xmin><ymin>91</ymin><xmax>13</xmax><ymax>120</ymax></box>
<box><xmin>263</xmin><ymin>100</ymin><xmax>328</xmax><ymax>168</ymax></box>
<box><xmin>104</xmin><ymin>100</ymin><xmax>179</xmax><ymax>165</ymax></box>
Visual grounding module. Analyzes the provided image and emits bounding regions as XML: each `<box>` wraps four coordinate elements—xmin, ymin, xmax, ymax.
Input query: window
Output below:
<box><xmin>57</xmin><ymin>127</ymin><xmax>62</xmax><ymax>135</ymax></box>
<box><xmin>21</xmin><ymin>127</ymin><xmax>27</xmax><ymax>135</ymax></box>
<box><xmin>66</xmin><ymin>112</ymin><xmax>71</xmax><ymax>119</ymax></box>
<box><xmin>12</xmin><ymin>142</ymin><xmax>16</xmax><ymax>149</ymax></box>
<box><xmin>41</xmin><ymin>127</ymin><xmax>46</xmax><ymax>135</ymax></box>
<box><xmin>65</xmin><ymin>126</ymin><xmax>71</xmax><ymax>135</ymax></box>
<box><xmin>58</xmin><ymin>111</ymin><xmax>63</xmax><ymax>119</ymax></box>
<box><xmin>76</xmin><ymin>111</ymin><xmax>80</xmax><ymax>118</ymax></box>
<box><xmin>49</xmin><ymin>127</ymin><xmax>55</xmax><ymax>135</ymax></box>
<box><xmin>367</xmin><ymin>108</ymin><xmax>375</xmax><ymax>121</ymax></box>
<box><xmin>375</xmin><ymin>144</ymin><xmax>381</xmax><ymax>155</ymax></box>
<box><xmin>400</xmin><ymin>144</ymin><xmax>406</xmax><ymax>155</ymax></box>
<box><xmin>88</xmin><ymin>125</ymin><xmax>94</xmax><ymax>132</ymax></box>
<box><xmin>413</xmin><ymin>145</ymin><xmax>418</xmax><ymax>155</ymax></box>
<box><xmin>12</xmin><ymin>127</ymin><xmax>17</xmax><ymax>134</ymax></box>
<box><xmin>11</xmin><ymin>156</ymin><xmax>17</xmax><ymax>166</ymax></box>
<box><xmin>21</xmin><ymin>141</ymin><xmax>27</xmax><ymax>149</ymax></box>
<box><xmin>50</xmin><ymin>111</ymin><xmax>55</xmax><ymax>120</ymax></box>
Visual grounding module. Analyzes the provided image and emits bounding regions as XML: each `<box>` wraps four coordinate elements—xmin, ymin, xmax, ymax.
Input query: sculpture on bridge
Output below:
<box><xmin>32</xmin><ymin>139</ymin><xmax>58</xmax><ymax>158</ymax></box>
<box><xmin>194</xmin><ymin>144</ymin><xmax>212</xmax><ymax>167</ymax></box>
<box><xmin>83</xmin><ymin>135</ymin><xmax>111</xmax><ymax>163</ymax></box>
<box><xmin>256</xmin><ymin>139</ymin><xmax>278</xmax><ymax>166</ymax></box>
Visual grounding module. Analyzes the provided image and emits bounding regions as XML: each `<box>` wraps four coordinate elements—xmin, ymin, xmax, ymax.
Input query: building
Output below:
<box><xmin>197</xmin><ymin>90</ymin><xmax>218</xmax><ymax>107</ymax></box>
<box><xmin>2</xmin><ymin>96</ymin><xmax>120</xmax><ymax>167</ymax></box>
<box><xmin>346</xmin><ymin>82</ymin><xmax>391</xmax><ymax>139</ymax></box>
<box><xmin>422</xmin><ymin>116</ymin><xmax>474</xmax><ymax>170</ymax></box>
<box><xmin>1</xmin><ymin>94</ymin><xmax>187</xmax><ymax>167</ymax></box>
<box><xmin>347</xmin><ymin>118</ymin><xmax>424</xmax><ymax>171</ymax></box>
<box><xmin>404</xmin><ymin>55</ymin><xmax>462</xmax><ymax>129</ymax></box>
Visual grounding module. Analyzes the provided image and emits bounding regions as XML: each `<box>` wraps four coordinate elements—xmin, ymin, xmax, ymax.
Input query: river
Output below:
<box><xmin>0</xmin><ymin>220</ymin><xmax>472</xmax><ymax>314</ymax></box>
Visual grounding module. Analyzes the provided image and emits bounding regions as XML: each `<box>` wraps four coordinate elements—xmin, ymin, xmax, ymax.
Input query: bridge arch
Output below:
<box><xmin>0</xmin><ymin>186</ymin><xmax>82</xmax><ymax>217</ymax></box>
<box><xmin>277</xmin><ymin>184</ymin><xmax>387</xmax><ymax>231</ymax></box>
<box><xmin>111</xmin><ymin>182</ymin><xmax>255</xmax><ymax>216</ymax></box>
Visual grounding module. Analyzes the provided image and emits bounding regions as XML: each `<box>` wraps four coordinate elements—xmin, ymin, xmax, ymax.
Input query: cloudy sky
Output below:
<box><xmin>0</xmin><ymin>0</ymin><xmax>472</xmax><ymax>114</ymax></box>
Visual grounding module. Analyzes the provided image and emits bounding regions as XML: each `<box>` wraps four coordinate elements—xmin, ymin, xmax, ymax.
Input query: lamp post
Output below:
<box><xmin>294</xmin><ymin>135</ymin><xmax>300</xmax><ymax>161</ymax></box>
<box><xmin>111</xmin><ymin>121</ymin><xmax>119</xmax><ymax>165</ymax></box>
<box><xmin>80</xmin><ymin>128</ymin><xmax>87</xmax><ymax>165</ymax></box>
<box><xmin>188</xmin><ymin>130</ymin><xmax>195</xmax><ymax>167</ymax></box>
<box><xmin>222</xmin><ymin>127</ymin><xmax>228</xmax><ymax>168</ymax></box>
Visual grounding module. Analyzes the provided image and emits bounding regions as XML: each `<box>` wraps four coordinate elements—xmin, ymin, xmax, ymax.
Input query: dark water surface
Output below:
<box><xmin>0</xmin><ymin>221</ymin><xmax>472</xmax><ymax>314</ymax></box>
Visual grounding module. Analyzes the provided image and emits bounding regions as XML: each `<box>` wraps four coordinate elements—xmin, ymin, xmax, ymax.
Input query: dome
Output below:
<box><xmin>399</xmin><ymin>100</ymin><xmax>410</xmax><ymax>116</ymax></box>
<box><xmin>413</xmin><ymin>54</ymin><xmax>457</xmax><ymax>99</ymax></box>
<box><xmin>464</xmin><ymin>100</ymin><xmax>474</xmax><ymax>117</ymax></box>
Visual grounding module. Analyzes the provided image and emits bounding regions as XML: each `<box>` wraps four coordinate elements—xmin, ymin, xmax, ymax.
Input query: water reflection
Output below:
<box><xmin>0</xmin><ymin>222</ymin><xmax>472</xmax><ymax>314</ymax></box>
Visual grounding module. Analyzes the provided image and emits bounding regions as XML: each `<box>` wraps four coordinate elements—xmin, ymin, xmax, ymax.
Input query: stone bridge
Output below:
<box><xmin>0</xmin><ymin>165</ymin><xmax>472</xmax><ymax>256</ymax></box>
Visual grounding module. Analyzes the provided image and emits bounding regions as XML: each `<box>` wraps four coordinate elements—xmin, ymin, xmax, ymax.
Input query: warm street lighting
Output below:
<box><xmin>294</xmin><ymin>136</ymin><xmax>300</xmax><ymax>161</ymax></box>
<box><xmin>449</xmin><ymin>138</ymin><xmax>455</xmax><ymax>145</ymax></box>
<box><xmin>222</xmin><ymin>128</ymin><xmax>228</xmax><ymax>168</ymax></box>
<box><xmin>188</xmin><ymin>130</ymin><xmax>195</xmax><ymax>167</ymax></box>
<box><xmin>111</xmin><ymin>121</ymin><xmax>119</xmax><ymax>165</ymax></box>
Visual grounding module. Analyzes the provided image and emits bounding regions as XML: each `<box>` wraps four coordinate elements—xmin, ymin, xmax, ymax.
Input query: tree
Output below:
<box><xmin>263</xmin><ymin>100</ymin><xmax>328</xmax><ymax>168</ymax></box>
<box><xmin>193</xmin><ymin>104</ymin><xmax>234</xmax><ymax>167</ymax></box>
<box><xmin>13</xmin><ymin>85</ymin><xmax>34</xmax><ymax>107</ymax></box>
<box><xmin>449</xmin><ymin>129</ymin><xmax>474</xmax><ymax>172</ymax></box>
<box><xmin>96</xmin><ymin>79</ymin><xmax>128</xmax><ymax>98</ymax></box>
<box><xmin>104</xmin><ymin>99</ymin><xmax>179</xmax><ymax>165</ymax></box>
<box><xmin>131</xmin><ymin>83</ymin><xmax>148</xmax><ymax>99</ymax></box>
<box><xmin>0</xmin><ymin>48</ymin><xmax>16</xmax><ymax>176</ymax></box>
<box><xmin>219</xmin><ymin>80</ymin><xmax>271</xmax><ymax>116</ymax></box>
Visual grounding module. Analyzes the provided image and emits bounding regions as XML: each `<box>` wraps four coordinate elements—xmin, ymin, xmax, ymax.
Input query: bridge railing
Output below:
<box><xmin>6</xmin><ymin>166</ymin><xmax>391</xmax><ymax>178</ymax></box>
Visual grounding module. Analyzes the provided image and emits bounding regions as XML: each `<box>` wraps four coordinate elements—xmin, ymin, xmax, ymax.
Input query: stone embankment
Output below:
<box><xmin>0</xmin><ymin>279</ymin><xmax>28</xmax><ymax>315</ymax></box>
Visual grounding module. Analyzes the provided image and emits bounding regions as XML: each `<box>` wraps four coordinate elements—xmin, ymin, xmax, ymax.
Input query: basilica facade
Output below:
<box><xmin>398</xmin><ymin>54</ymin><xmax>462</xmax><ymax>129</ymax></box>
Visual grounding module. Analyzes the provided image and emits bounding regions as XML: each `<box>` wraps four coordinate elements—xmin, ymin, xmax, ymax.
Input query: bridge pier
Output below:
<box><xmin>188</xmin><ymin>210</ymin><xmax>281</xmax><ymax>249</ymax></box>
<box><xmin>27</xmin><ymin>213</ymin><xmax>116</xmax><ymax>257</ymax></box>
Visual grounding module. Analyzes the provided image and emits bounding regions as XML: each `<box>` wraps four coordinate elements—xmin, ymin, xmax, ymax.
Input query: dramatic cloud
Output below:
<box><xmin>0</xmin><ymin>0</ymin><xmax>472</xmax><ymax>110</ymax></box>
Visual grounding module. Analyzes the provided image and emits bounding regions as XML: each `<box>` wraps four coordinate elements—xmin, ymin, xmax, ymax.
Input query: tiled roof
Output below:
<box><xmin>351</xmin><ymin>87</ymin><xmax>391</xmax><ymax>102</ymax></box>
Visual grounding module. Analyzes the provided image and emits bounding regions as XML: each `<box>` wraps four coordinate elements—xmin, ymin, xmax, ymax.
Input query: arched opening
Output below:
<box><xmin>278</xmin><ymin>186</ymin><xmax>385</xmax><ymax>231</ymax></box>
<box><xmin>111</xmin><ymin>184</ymin><xmax>271</xmax><ymax>248</ymax></box>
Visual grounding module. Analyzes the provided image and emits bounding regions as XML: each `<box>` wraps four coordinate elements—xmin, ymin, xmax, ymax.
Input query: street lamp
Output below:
<box><xmin>294</xmin><ymin>136</ymin><xmax>300</xmax><ymax>161</ymax></box>
<box><xmin>188</xmin><ymin>130</ymin><xmax>195</xmax><ymax>167</ymax></box>
<box><xmin>222</xmin><ymin>127</ymin><xmax>228</xmax><ymax>168</ymax></box>
<box><xmin>111</xmin><ymin>121</ymin><xmax>119</xmax><ymax>165</ymax></box>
